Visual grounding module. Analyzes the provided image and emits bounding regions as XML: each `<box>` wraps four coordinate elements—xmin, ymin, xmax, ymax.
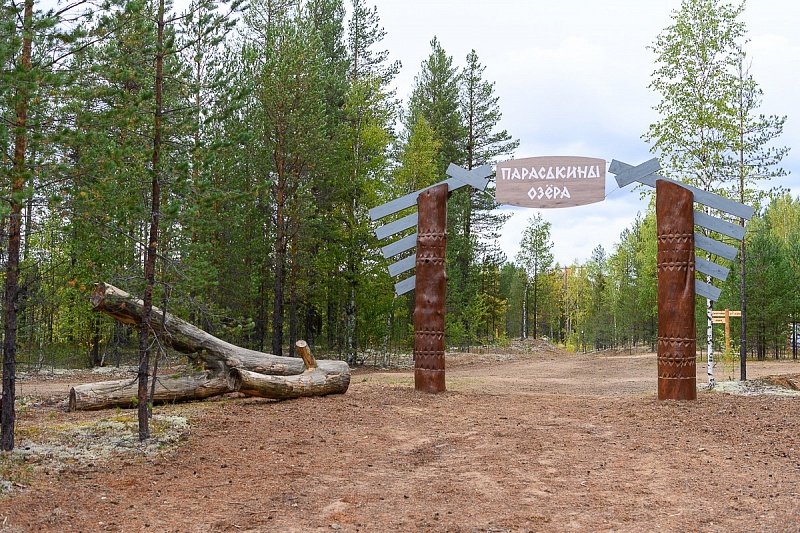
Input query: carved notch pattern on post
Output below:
<box><xmin>657</xmin><ymin>233</ymin><xmax>695</xmax><ymax>272</ymax></box>
<box><xmin>657</xmin><ymin>337</ymin><xmax>697</xmax><ymax>379</ymax></box>
<box><xmin>413</xmin><ymin>184</ymin><xmax>448</xmax><ymax>393</ymax></box>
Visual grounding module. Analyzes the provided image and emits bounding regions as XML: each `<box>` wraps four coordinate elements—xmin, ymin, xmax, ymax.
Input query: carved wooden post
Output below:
<box><xmin>414</xmin><ymin>183</ymin><xmax>448</xmax><ymax>393</ymax></box>
<box><xmin>656</xmin><ymin>180</ymin><xmax>696</xmax><ymax>400</ymax></box>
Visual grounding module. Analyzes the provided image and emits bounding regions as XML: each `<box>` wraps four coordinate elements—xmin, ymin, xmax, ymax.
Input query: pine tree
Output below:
<box><xmin>407</xmin><ymin>36</ymin><xmax>464</xmax><ymax>177</ymax></box>
<box><xmin>241</xmin><ymin>1</ymin><xmax>327</xmax><ymax>356</ymax></box>
<box><xmin>347</xmin><ymin>0</ymin><xmax>400</xmax><ymax>88</ymax></box>
<box><xmin>742</xmin><ymin>219</ymin><xmax>793</xmax><ymax>360</ymax></box>
<box><xmin>0</xmin><ymin>0</ymin><xmax>35</xmax><ymax>451</ymax></box>
<box><xmin>0</xmin><ymin>0</ymin><xmax>93</xmax><ymax>450</ymax></box>
<box><xmin>327</xmin><ymin>0</ymin><xmax>399</xmax><ymax>363</ymax></box>
<box><xmin>450</xmin><ymin>49</ymin><xmax>517</xmax><ymax>346</ymax></box>
<box><xmin>728</xmin><ymin>60</ymin><xmax>788</xmax><ymax>379</ymax></box>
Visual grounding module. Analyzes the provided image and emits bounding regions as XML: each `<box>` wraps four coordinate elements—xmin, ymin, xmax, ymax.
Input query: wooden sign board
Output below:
<box><xmin>711</xmin><ymin>310</ymin><xmax>741</xmax><ymax>317</ymax></box>
<box><xmin>496</xmin><ymin>156</ymin><xmax>606</xmax><ymax>208</ymax></box>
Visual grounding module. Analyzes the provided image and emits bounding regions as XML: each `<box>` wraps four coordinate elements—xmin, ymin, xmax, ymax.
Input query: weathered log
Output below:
<box><xmin>90</xmin><ymin>283</ymin><xmax>349</xmax><ymax>379</ymax></box>
<box><xmin>227</xmin><ymin>367</ymin><xmax>350</xmax><ymax>400</ymax></box>
<box><xmin>68</xmin><ymin>372</ymin><xmax>230</xmax><ymax>411</ymax></box>
<box><xmin>80</xmin><ymin>283</ymin><xmax>351</xmax><ymax>409</ymax></box>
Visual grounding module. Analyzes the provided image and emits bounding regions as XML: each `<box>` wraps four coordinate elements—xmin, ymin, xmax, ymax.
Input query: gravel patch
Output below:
<box><xmin>713</xmin><ymin>378</ymin><xmax>800</xmax><ymax>397</ymax></box>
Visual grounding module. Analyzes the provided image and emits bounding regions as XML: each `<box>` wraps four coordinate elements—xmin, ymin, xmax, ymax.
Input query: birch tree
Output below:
<box><xmin>645</xmin><ymin>0</ymin><xmax>746</xmax><ymax>388</ymax></box>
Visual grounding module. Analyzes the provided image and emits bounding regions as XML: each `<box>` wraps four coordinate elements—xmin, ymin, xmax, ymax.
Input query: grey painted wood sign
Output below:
<box><xmin>496</xmin><ymin>156</ymin><xmax>606</xmax><ymax>208</ymax></box>
<box><xmin>371</xmin><ymin>164</ymin><xmax>493</xmax><ymax>296</ymax></box>
<box><xmin>609</xmin><ymin>158</ymin><xmax>752</xmax><ymax>303</ymax></box>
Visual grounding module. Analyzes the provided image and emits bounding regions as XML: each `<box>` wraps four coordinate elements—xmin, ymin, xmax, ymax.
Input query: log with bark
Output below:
<box><xmin>68</xmin><ymin>283</ymin><xmax>350</xmax><ymax>411</ymax></box>
<box><xmin>69</xmin><ymin>372</ymin><xmax>230</xmax><ymax>411</ymax></box>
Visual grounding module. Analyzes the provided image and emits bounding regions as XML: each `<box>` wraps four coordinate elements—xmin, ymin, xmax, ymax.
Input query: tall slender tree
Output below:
<box><xmin>242</xmin><ymin>2</ymin><xmax>327</xmax><ymax>356</ymax></box>
<box><xmin>449</xmin><ymin>49</ymin><xmax>517</xmax><ymax>345</ymax></box>
<box><xmin>0</xmin><ymin>0</ymin><xmax>34</xmax><ymax>451</ymax></box>
<box><xmin>728</xmin><ymin>59</ymin><xmax>788</xmax><ymax>380</ymax></box>
<box><xmin>333</xmin><ymin>0</ymin><xmax>399</xmax><ymax>363</ymax></box>
<box><xmin>515</xmin><ymin>213</ymin><xmax>554</xmax><ymax>340</ymax></box>
<box><xmin>0</xmin><ymin>0</ymin><xmax>95</xmax><ymax>450</ymax></box>
<box><xmin>406</xmin><ymin>37</ymin><xmax>464</xmax><ymax>177</ymax></box>
<box><xmin>645</xmin><ymin>0</ymin><xmax>746</xmax><ymax>387</ymax></box>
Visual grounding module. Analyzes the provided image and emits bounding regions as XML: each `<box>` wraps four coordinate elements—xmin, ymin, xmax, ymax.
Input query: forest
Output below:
<box><xmin>0</xmin><ymin>0</ymin><xmax>794</xmax><ymax>381</ymax></box>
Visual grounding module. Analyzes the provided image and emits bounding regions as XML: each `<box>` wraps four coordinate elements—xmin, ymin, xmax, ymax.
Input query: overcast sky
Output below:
<box><xmin>368</xmin><ymin>0</ymin><xmax>800</xmax><ymax>265</ymax></box>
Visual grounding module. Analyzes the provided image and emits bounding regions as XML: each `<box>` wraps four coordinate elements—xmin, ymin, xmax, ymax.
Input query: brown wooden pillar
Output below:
<box><xmin>656</xmin><ymin>180</ymin><xmax>696</xmax><ymax>400</ymax></box>
<box><xmin>414</xmin><ymin>183</ymin><xmax>448</xmax><ymax>393</ymax></box>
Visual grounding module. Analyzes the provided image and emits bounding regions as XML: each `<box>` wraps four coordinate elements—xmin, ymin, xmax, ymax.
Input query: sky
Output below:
<box><xmin>367</xmin><ymin>0</ymin><xmax>800</xmax><ymax>265</ymax></box>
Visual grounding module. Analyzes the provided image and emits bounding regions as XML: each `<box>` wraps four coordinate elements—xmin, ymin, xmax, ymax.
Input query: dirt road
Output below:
<box><xmin>3</xmin><ymin>345</ymin><xmax>800</xmax><ymax>532</ymax></box>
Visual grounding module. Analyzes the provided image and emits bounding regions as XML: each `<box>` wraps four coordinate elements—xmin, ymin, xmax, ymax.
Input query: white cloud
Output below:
<box><xmin>369</xmin><ymin>0</ymin><xmax>800</xmax><ymax>263</ymax></box>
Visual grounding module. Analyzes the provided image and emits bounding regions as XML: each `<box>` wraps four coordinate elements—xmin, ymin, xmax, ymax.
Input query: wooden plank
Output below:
<box><xmin>370</xmin><ymin>190</ymin><xmax>422</xmax><ymax>222</ymax></box>
<box><xmin>712</xmin><ymin>318</ymin><xmax>727</xmax><ymax>324</ymax></box>
<box><xmin>446</xmin><ymin>163</ymin><xmax>493</xmax><ymax>191</ymax></box>
<box><xmin>394</xmin><ymin>276</ymin><xmax>416</xmax><ymax>296</ymax></box>
<box><xmin>695</xmin><ymin>256</ymin><xmax>730</xmax><ymax>282</ymax></box>
<box><xmin>695</xmin><ymin>279</ymin><xmax>722</xmax><ymax>301</ymax></box>
<box><xmin>695</xmin><ymin>232</ymin><xmax>738</xmax><ymax>261</ymax></box>
<box><xmin>694</xmin><ymin>210</ymin><xmax>746</xmax><ymax>241</ymax></box>
<box><xmin>375</xmin><ymin>213</ymin><xmax>418</xmax><ymax>240</ymax></box>
<box><xmin>381</xmin><ymin>232</ymin><xmax>417</xmax><ymax>259</ymax></box>
<box><xmin>685</xmin><ymin>183</ymin><xmax>754</xmax><ymax>221</ymax></box>
<box><xmin>388</xmin><ymin>255</ymin><xmax>415</xmax><ymax>277</ymax></box>
<box><xmin>712</xmin><ymin>310</ymin><xmax>741</xmax><ymax>317</ymax></box>
<box><xmin>610</xmin><ymin>160</ymin><xmax>755</xmax><ymax>220</ymax></box>
<box><xmin>369</xmin><ymin>177</ymin><xmax>459</xmax><ymax>221</ymax></box>
<box><xmin>370</xmin><ymin>164</ymin><xmax>492</xmax><ymax>222</ymax></box>
<box><xmin>609</xmin><ymin>157</ymin><xmax>660</xmax><ymax>187</ymax></box>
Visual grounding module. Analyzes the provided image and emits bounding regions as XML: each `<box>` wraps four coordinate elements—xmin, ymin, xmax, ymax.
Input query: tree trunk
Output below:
<box><xmin>79</xmin><ymin>284</ymin><xmax>351</xmax><ymax>410</ymax></box>
<box><xmin>134</xmin><ymin>0</ymin><xmax>166</xmax><ymax>441</ymax></box>
<box><xmin>69</xmin><ymin>372</ymin><xmax>230</xmax><ymax>411</ymax></box>
<box><xmin>228</xmin><ymin>366</ymin><xmax>349</xmax><ymax>400</ymax></box>
<box><xmin>1</xmin><ymin>0</ymin><xmax>33</xmax><ymax>452</ymax></box>
<box><xmin>706</xmin><ymin>295</ymin><xmax>714</xmax><ymax>388</ymax></box>
<box><xmin>272</xmin><ymin>167</ymin><xmax>286</xmax><ymax>357</ymax></box>
<box><xmin>90</xmin><ymin>283</ymin><xmax>350</xmax><ymax>377</ymax></box>
<box><xmin>739</xmin><ymin>209</ymin><xmax>747</xmax><ymax>380</ymax></box>
<box><xmin>522</xmin><ymin>281</ymin><xmax>528</xmax><ymax>340</ymax></box>
<box><xmin>533</xmin><ymin>272</ymin><xmax>538</xmax><ymax>339</ymax></box>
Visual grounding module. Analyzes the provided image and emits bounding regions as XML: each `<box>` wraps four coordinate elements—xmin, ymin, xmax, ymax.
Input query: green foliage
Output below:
<box><xmin>406</xmin><ymin>36</ymin><xmax>465</xmax><ymax>178</ymax></box>
<box><xmin>515</xmin><ymin>213</ymin><xmax>554</xmax><ymax>340</ymax></box>
<box><xmin>2</xmin><ymin>0</ymin><xmax>798</xmax><ymax>393</ymax></box>
<box><xmin>645</xmin><ymin>0</ymin><xmax>746</xmax><ymax>191</ymax></box>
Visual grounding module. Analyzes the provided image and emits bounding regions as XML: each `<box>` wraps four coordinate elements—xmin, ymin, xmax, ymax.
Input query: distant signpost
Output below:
<box><xmin>495</xmin><ymin>156</ymin><xmax>606</xmax><ymax>208</ymax></box>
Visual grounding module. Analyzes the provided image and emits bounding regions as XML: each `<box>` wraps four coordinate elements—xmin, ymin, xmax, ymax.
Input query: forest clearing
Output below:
<box><xmin>1</xmin><ymin>1</ymin><xmax>800</xmax><ymax>529</ymax></box>
<box><xmin>2</xmin><ymin>341</ymin><xmax>799</xmax><ymax>532</ymax></box>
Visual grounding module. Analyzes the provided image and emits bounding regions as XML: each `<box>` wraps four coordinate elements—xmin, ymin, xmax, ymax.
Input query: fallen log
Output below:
<box><xmin>72</xmin><ymin>283</ymin><xmax>351</xmax><ymax>409</ymax></box>
<box><xmin>228</xmin><ymin>366</ymin><xmax>350</xmax><ymax>400</ymax></box>
<box><xmin>69</xmin><ymin>372</ymin><xmax>230</xmax><ymax>411</ymax></box>
<box><xmin>90</xmin><ymin>283</ymin><xmax>320</xmax><ymax>376</ymax></box>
